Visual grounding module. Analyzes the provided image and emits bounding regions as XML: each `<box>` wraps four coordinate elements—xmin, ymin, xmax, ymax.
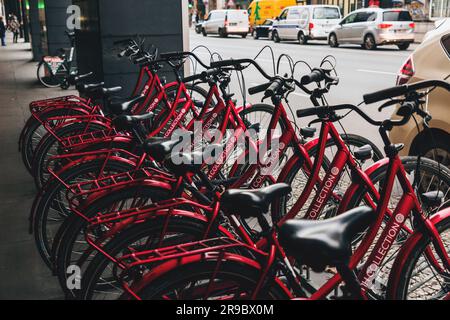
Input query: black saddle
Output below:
<box><xmin>72</xmin><ymin>72</ymin><xmax>93</xmax><ymax>85</ymax></box>
<box><xmin>76</xmin><ymin>82</ymin><xmax>104</xmax><ymax>94</ymax></box>
<box><xmin>221</xmin><ymin>183</ymin><xmax>292</xmax><ymax>218</ymax></box>
<box><xmin>354</xmin><ymin>144</ymin><xmax>373</xmax><ymax>161</ymax></box>
<box><xmin>77</xmin><ymin>83</ymin><xmax>122</xmax><ymax>100</ymax></box>
<box><xmin>143</xmin><ymin>137</ymin><xmax>185</xmax><ymax>162</ymax></box>
<box><xmin>279</xmin><ymin>206</ymin><xmax>375</xmax><ymax>271</ymax></box>
<box><xmin>421</xmin><ymin>190</ymin><xmax>444</xmax><ymax>207</ymax></box>
<box><xmin>109</xmin><ymin>95</ymin><xmax>146</xmax><ymax>115</ymax></box>
<box><xmin>112</xmin><ymin>112</ymin><xmax>154</xmax><ymax>132</ymax></box>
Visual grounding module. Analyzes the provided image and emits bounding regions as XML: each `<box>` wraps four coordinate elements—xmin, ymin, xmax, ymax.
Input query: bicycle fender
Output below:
<box><xmin>127</xmin><ymin>252</ymin><xmax>293</xmax><ymax>299</ymax></box>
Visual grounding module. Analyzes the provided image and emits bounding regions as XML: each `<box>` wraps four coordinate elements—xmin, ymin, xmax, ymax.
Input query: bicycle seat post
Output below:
<box><xmin>335</xmin><ymin>263</ymin><xmax>364</xmax><ymax>300</ymax></box>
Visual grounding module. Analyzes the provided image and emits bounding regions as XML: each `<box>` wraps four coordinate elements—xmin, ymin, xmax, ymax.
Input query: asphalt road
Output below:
<box><xmin>189</xmin><ymin>29</ymin><xmax>418</xmax><ymax>148</ymax></box>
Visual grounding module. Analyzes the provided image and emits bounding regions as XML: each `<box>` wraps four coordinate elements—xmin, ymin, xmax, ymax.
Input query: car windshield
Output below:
<box><xmin>383</xmin><ymin>11</ymin><xmax>412</xmax><ymax>21</ymax></box>
<box><xmin>313</xmin><ymin>7</ymin><xmax>340</xmax><ymax>19</ymax></box>
<box><xmin>263</xmin><ymin>20</ymin><xmax>273</xmax><ymax>25</ymax></box>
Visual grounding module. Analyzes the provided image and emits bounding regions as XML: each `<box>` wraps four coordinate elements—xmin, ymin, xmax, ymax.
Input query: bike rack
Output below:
<box><xmin>29</xmin><ymin>95</ymin><xmax>85</xmax><ymax>109</ymax></box>
<box><xmin>59</xmin><ymin>127</ymin><xmax>122</xmax><ymax>149</ymax></box>
<box><xmin>118</xmin><ymin>237</ymin><xmax>253</xmax><ymax>269</ymax></box>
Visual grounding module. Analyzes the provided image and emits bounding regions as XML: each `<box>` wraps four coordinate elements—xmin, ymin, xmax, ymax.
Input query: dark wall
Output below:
<box><xmin>28</xmin><ymin>0</ymin><xmax>45</xmax><ymax>60</ymax></box>
<box><xmin>45</xmin><ymin>0</ymin><xmax>72</xmax><ymax>55</ymax></box>
<box><xmin>74</xmin><ymin>0</ymin><xmax>186</xmax><ymax>96</ymax></box>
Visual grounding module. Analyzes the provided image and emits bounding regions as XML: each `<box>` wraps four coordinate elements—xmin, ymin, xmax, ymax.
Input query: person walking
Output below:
<box><xmin>9</xmin><ymin>16</ymin><xmax>20</xmax><ymax>43</ymax></box>
<box><xmin>0</xmin><ymin>17</ymin><xmax>6</xmax><ymax>47</ymax></box>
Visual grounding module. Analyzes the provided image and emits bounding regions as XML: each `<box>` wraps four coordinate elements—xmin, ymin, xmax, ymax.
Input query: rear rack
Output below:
<box><xmin>118</xmin><ymin>237</ymin><xmax>251</xmax><ymax>269</ymax></box>
<box><xmin>46</xmin><ymin>148</ymin><xmax>144</xmax><ymax>187</ymax></box>
<box><xmin>59</xmin><ymin>128</ymin><xmax>123</xmax><ymax>149</ymax></box>
<box><xmin>29</xmin><ymin>95</ymin><xmax>86</xmax><ymax>109</ymax></box>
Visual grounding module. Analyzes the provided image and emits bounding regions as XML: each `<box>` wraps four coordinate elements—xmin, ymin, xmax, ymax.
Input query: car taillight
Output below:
<box><xmin>378</xmin><ymin>23</ymin><xmax>393</xmax><ymax>29</ymax></box>
<box><xmin>409</xmin><ymin>22</ymin><xmax>415</xmax><ymax>29</ymax></box>
<box><xmin>396</xmin><ymin>56</ymin><xmax>414</xmax><ymax>85</ymax></box>
<box><xmin>309</xmin><ymin>22</ymin><xmax>314</xmax><ymax>30</ymax></box>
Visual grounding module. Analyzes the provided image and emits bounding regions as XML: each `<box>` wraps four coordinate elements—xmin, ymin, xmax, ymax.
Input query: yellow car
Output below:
<box><xmin>390</xmin><ymin>19</ymin><xmax>450</xmax><ymax>167</ymax></box>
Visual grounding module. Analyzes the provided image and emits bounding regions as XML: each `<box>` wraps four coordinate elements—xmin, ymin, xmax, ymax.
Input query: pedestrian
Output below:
<box><xmin>9</xmin><ymin>16</ymin><xmax>20</xmax><ymax>43</ymax></box>
<box><xmin>0</xmin><ymin>17</ymin><xmax>6</xmax><ymax>47</ymax></box>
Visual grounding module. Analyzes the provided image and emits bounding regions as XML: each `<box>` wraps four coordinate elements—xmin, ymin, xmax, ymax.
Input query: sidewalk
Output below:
<box><xmin>0</xmin><ymin>35</ymin><xmax>75</xmax><ymax>299</ymax></box>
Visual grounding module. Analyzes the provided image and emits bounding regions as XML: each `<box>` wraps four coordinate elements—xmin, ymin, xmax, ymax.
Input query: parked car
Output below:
<box><xmin>389</xmin><ymin>21</ymin><xmax>450</xmax><ymax>167</ymax></box>
<box><xmin>202</xmin><ymin>9</ymin><xmax>249</xmax><ymax>38</ymax></box>
<box><xmin>272</xmin><ymin>5</ymin><xmax>342</xmax><ymax>44</ymax></box>
<box><xmin>328</xmin><ymin>8</ymin><xmax>415</xmax><ymax>50</ymax></box>
<box><xmin>252</xmin><ymin>19</ymin><xmax>274</xmax><ymax>39</ymax></box>
<box><xmin>248</xmin><ymin>0</ymin><xmax>296</xmax><ymax>29</ymax></box>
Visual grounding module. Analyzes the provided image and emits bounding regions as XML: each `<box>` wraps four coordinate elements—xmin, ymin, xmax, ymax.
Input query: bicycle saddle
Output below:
<box><xmin>354</xmin><ymin>144</ymin><xmax>373</xmax><ymax>161</ymax></box>
<box><xmin>76</xmin><ymin>82</ymin><xmax>105</xmax><ymax>94</ymax></box>
<box><xmin>143</xmin><ymin>133</ymin><xmax>193</xmax><ymax>162</ymax></box>
<box><xmin>112</xmin><ymin>112</ymin><xmax>154</xmax><ymax>132</ymax></box>
<box><xmin>421</xmin><ymin>190</ymin><xmax>444</xmax><ymax>207</ymax></box>
<box><xmin>165</xmin><ymin>151</ymin><xmax>204</xmax><ymax>176</ymax></box>
<box><xmin>109</xmin><ymin>95</ymin><xmax>146</xmax><ymax>115</ymax></box>
<box><xmin>278</xmin><ymin>206</ymin><xmax>375</xmax><ymax>271</ymax></box>
<box><xmin>221</xmin><ymin>183</ymin><xmax>292</xmax><ymax>218</ymax></box>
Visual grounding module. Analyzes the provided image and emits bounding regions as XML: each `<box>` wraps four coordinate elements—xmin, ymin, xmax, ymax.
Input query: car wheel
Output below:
<box><xmin>252</xmin><ymin>30</ymin><xmax>259</xmax><ymax>40</ymax></box>
<box><xmin>329</xmin><ymin>33</ymin><xmax>339</xmax><ymax>48</ymax></box>
<box><xmin>415</xmin><ymin>134</ymin><xmax>450</xmax><ymax>169</ymax></box>
<box><xmin>273</xmin><ymin>30</ymin><xmax>280</xmax><ymax>43</ymax></box>
<box><xmin>242</xmin><ymin>33</ymin><xmax>247</xmax><ymax>39</ymax></box>
<box><xmin>219</xmin><ymin>28</ymin><xmax>228</xmax><ymax>38</ymax></box>
<box><xmin>363</xmin><ymin>34</ymin><xmax>376</xmax><ymax>50</ymax></box>
<box><xmin>397</xmin><ymin>42</ymin><xmax>410</xmax><ymax>51</ymax></box>
<box><xmin>202</xmin><ymin>28</ymin><xmax>207</xmax><ymax>37</ymax></box>
<box><xmin>298</xmin><ymin>32</ymin><xmax>308</xmax><ymax>45</ymax></box>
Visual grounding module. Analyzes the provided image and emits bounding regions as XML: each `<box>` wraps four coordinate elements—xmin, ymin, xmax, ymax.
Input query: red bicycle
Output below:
<box><xmin>104</xmin><ymin>80</ymin><xmax>450</xmax><ymax>300</ymax></box>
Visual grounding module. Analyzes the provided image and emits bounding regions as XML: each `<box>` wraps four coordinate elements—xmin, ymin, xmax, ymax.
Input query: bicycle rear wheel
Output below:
<box><xmin>37</xmin><ymin>60</ymin><xmax>68</xmax><ymax>88</ymax></box>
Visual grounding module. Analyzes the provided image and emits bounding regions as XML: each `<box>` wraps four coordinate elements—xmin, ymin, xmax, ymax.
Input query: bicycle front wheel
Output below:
<box><xmin>388</xmin><ymin>215</ymin><xmax>450</xmax><ymax>300</ymax></box>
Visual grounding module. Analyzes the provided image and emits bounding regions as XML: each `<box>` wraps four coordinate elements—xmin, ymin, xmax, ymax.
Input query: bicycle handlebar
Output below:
<box><xmin>210</xmin><ymin>59</ymin><xmax>274</xmax><ymax>80</ymax></box>
<box><xmin>248</xmin><ymin>82</ymin><xmax>271</xmax><ymax>95</ymax></box>
<box><xmin>159</xmin><ymin>51</ymin><xmax>210</xmax><ymax>69</ymax></box>
<box><xmin>363</xmin><ymin>80</ymin><xmax>450</xmax><ymax>104</ymax></box>
<box><xmin>183</xmin><ymin>68</ymin><xmax>222</xmax><ymax>83</ymax></box>
<box><xmin>301</xmin><ymin>69</ymin><xmax>325</xmax><ymax>85</ymax></box>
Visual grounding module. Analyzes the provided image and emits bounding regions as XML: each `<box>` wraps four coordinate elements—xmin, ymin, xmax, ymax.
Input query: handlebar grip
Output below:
<box><xmin>210</xmin><ymin>59</ymin><xmax>247</xmax><ymax>68</ymax></box>
<box><xmin>183</xmin><ymin>68</ymin><xmax>221</xmax><ymax>83</ymax></box>
<box><xmin>363</xmin><ymin>85</ymin><xmax>408</xmax><ymax>104</ymax></box>
<box><xmin>160</xmin><ymin>51</ymin><xmax>185</xmax><ymax>59</ymax></box>
<box><xmin>248</xmin><ymin>82</ymin><xmax>271</xmax><ymax>95</ymax></box>
<box><xmin>183</xmin><ymin>73</ymin><xmax>204</xmax><ymax>83</ymax></box>
<box><xmin>265</xmin><ymin>79</ymin><xmax>283</xmax><ymax>97</ymax></box>
<box><xmin>301</xmin><ymin>69</ymin><xmax>325</xmax><ymax>85</ymax></box>
<box><xmin>296</xmin><ymin>107</ymin><xmax>329</xmax><ymax>118</ymax></box>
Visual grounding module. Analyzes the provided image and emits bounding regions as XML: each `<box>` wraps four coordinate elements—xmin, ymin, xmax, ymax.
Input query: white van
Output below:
<box><xmin>272</xmin><ymin>5</ymin><xmax>342</xmax><ymax>44</ymax></box>
<box><xmin>202</xmin><ymin>10</ymin><xmax>250</xmax><ymax>38</ymax></box>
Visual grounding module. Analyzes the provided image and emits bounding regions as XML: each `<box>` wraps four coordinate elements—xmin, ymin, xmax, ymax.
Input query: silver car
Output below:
<box><xmin>328</xmin><ymin>8</ymin><xmax>415</xmax><ymax>50</ymax></box>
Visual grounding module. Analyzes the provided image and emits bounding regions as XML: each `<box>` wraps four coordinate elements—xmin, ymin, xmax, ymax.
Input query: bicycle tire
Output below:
<box><xmin>53</xmin><ymin>185</ymin><xmax>171</xmax><ymax>298</ymax></box>
<box><xmin>32</xmin><ymin>159</ymin><xmax>135</xmax><ymax>269</ymax></box>
<box><xmin>79</xmin><ymin>217</ymin><xmax>231</xmax><ymax>300</ymax></box>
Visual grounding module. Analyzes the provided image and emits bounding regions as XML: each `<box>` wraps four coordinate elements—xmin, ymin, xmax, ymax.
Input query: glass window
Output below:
<box><xmin>342</xmin><ymin>12</ymin><xmax>357</xmax><ymax>24</ymax></box>
<box><xmin>263</xmin><ymin>20</ymin><xmax>273</xmax><ymax>25</ymax></box>
<box><xmin>355</xmin><ymin>12</ymin><xmax>375</xmax><ymax>22</ymax></box>
<box><xmin>441</xmin><ymin>33</ymin><xmax>450</xmax><ymax>58</ymax></box>
<box><xmin>313</xmin><ymin>7</ymin><xmax>341</xmax><ymax>19</ymax></box>
<box><xmin>279</xmin><ymin>9</ymin><xmax>288</xmax><ymax>20</ymax></box>
<box><xmin>383</xmin><ymin>10</ymin><xmax>413</xmax><ymax>21</ymax></box>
